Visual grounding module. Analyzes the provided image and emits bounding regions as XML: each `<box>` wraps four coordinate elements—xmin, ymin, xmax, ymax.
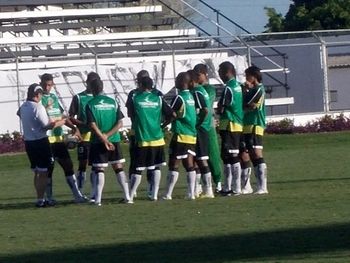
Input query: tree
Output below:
<box><xmin>265</xmin><ymin>0</ymin><xmax>350</xmax><ymax>32</ymax></box>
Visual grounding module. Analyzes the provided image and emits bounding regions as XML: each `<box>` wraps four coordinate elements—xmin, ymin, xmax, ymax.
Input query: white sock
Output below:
<box><xmin>195</xmin><ymin>173</ymin><xmax>202</xmax><ymax>196</ymax></box>
<box><xmin>165</xmin><ymin>170</ymin><xmax>179</xmax><ymax>198</ymax></box>
<box><xmin>77</xmin><ymin>171</ymin><xmax>86</xmax><ymax>191</ymax></box>
<box><xmin>90</xmin><ymin>171</ymin><xmax>96</xmax><ymax>199</ymax></box>
<box><xmin>187</xmin><ymin>171</ymin><xmax>196</xmax><ymax>198</ymax></box>
<box><xmin>95</xmin><ymin>172</ymin><xmax>105</xmax><ymax>204</ymax></box>
<box><xmin>224</xmin><ymin>164</ymin><xmax>232</xmax><ymax>192</ymax></box>
<box><xmin>66</xmin><ymin>174</ymin><xmax>83</xmax><ymax>199</ymax></box>
<box><xmin>255</xmin><ymin>163</ymin><xmax>268</xmax><ymax>192</ymax></box>
<box><xmin>130</xmin><ymin>174</ymin><xmax>142</xmax><ymax>201</ymax></box>
<box><xmin>202</xmin><ymin>172</ymin><xmax>213</xmax><ymax>195</ymax></box>
<box><xmin>116</xmin><ymin>170</ymin><xmax>130</xmax><ymax>201</ymax></box>
<box><xmin>242</xmin><ymin>167</ymin><xmax>252</xmax><ymax>190</ymax></box>
<box><xmin>231</xmin><ymin>162</ymin><xmax>242</xmax><ymax>193</ymax></box>
<box><xmin>151</xmin><ymin>169</ymin><xmax>161</xmax><ymax>200</ymax></box>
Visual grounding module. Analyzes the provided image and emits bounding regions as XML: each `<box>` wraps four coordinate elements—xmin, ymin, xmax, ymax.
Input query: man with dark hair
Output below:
<box><xmin>194</xmin><ymin>63</ymin><xmax>223</xmax><ymax>192</ymax></box>
<box><xmin>125</xmin><ymin>70</ymin><xmax>162</xmax><ymax>198</ymax></box>
<box><xmin>86</xmin><ymin>78</ymin><xmax>131</xmax><ymax>206</ymax></box>
<box><xmin>129</xmin><ymin>76</ymin><xmax>175</xmax><ymax>202</ymax></box>
<box><xmin>217</xmin><ymin>61</ymin><xmax>244</xmax><ymax>196</ymax></box>
<box><xmin>242</xmin><ymin>66</ymin><xmax>268</xmax><ymax>194</ymax></box>
<box><xmin>40</xmin><ymin>73</ymin><xmax>86</xmax><ymax>204</ymax></box>
<box><xmin>188</xmin><ymin>69</ymin><xmax>215</xmax><ymax>198</ymax></box>
<box><xmin>69</xmin><ymin>72</ymin><xmax>100</xmax><ymax>196</ymax></box>
<box><xmin>17</xmin><ymin>84</ymin><xmax>65</xmax><ymax>207</ymax></box>
<box><xmin>163</xmin><ymin>72</ymin><xmax>197</xmax><ymax>200</ymax></box>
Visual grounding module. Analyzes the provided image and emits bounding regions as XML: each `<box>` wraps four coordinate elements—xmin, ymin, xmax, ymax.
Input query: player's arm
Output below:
<box><xmin>37</xmin><ymin>105</ymin><xmax>65</xmax><ymax>130</ymax></box>
<box><xmin>86</xmin><ymin>105</ymin><xmax>114</xmax><ymax>151</ymax></box>
<box><xmin>161</xmin><ymin>98</ymin><xmax>176</xmax><ymax>129</ymax></box>
<box><xmin>217</xmin><ymin>86</ymin><xmax>232</xmax><ymax>115</ymax></box>
<box><xmin>105</xmin><ymin>104</ymin><xmax>124</xmax><ymax>138</ymax></box>
<box><xmin>247</xmin><ymin>86</ymin><xmax>264</xmax><ymax>109</ymax></box>
<box><xmin>171</xmin><ymin>95</ymin><xmax>184</xmax><ymax>118</ymax></box>
<box><xmin>68</xmin><ymin>95</ymin><xmax>85</xmax><ymax>126</ymax></box>
<box><xmin>125</xmin><ymin>90</ymin><xmax>135</xmax><ymax>118</ymax></box>
<box><xmin>194</xmin><ymin>91</ymin><xmax>208</xmax><ymax>128</ymax></box>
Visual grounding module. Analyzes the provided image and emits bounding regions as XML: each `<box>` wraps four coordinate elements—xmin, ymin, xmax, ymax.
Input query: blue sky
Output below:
<box><xmin>196</xmin><ymin>0</ymin><xmax>292</xmax><ymax>34</ymax></box>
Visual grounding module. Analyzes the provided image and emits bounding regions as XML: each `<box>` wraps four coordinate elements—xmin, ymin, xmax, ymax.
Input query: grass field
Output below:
<box><xmin>0</xmin><ymin>132</ymin><xmax>350</xmax><ymax>263</ymax></box>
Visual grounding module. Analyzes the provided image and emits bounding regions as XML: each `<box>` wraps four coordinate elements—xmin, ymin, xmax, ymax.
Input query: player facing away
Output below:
<box><xmin>125</xmin><ymin>70</ymin><xmax>159</xmax><ymax>198</ymax></box>
<box><xmin>241</xmin><ymin>66</ymin><xmax>268</xmax><ymax>194</ymax></box>
<box><xmin>129</xmin><ymin>76</ymin><xmax>175</xmax><ymax>201</ymax></box>
<box><xmin>69</xmin><ymin>72</ymin><xmax>99</xmax><ymax>195</ymax></box>
<box><xmin>17</xmin><ymin>84</ymin><xmax>65</xmax><ymax>207</ymax></box>
<box><xmin>163</xmin><ymin>72</ymin><xmax>197</xmax><ymax>200</ymax></box>
<box><xmin>217</xmin><ymin>61</ymin><xmax>244</xmax><ymax>196</ymax></box>
<box><xmin>188</xmin><ymin>70</ymin><xmax>215</xmax><ymax>198</ymax></box>
<box><xmin>86</xmin><ymin>78</ymin><xmax>131</xmax><ymax>206</ymax></box>
<box><xmin>194</xmin><ymin>63</ymin><xmax>223</xmax><ymax>193</ymax></box>
<box><xmin>40</xmin><ymin>73</ymin><xmax>86</xmax><ymax>204</ymax></box>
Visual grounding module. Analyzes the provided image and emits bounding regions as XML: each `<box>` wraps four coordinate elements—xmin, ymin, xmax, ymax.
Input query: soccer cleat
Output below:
<box><xmin>185</xmin><ymin>194</ymin><xmax>195</xmax><ymax>200</ymax></box>
<box><xmin>241</xmin><ymin>186</ymin><xmax>253</xmax><ymax>195</ymax></box>
<box><xmin>220</xmin><ymin>190</ymin><xmax>232</xmax><ymax>197</ymax></box>
<box><xmin>215</xmin><ymin>182</ymin><xmax>222</xmax><ymax>193</ymax></box>
<box><xmin>254</xmin><ymin>189</ymin><xmax>269</xmax><ymax>195</ymax></box>
<box><xmin>231</xmin><ymin>191</ymin><xmax>241</xmax><ymax>196</ymax></box>
<box><xmin>75</xmin><ymin>195</ymin><xmax>89</xmax><ymax>203</ymax></box>
<box><xmin>162</xmin><ymin>195</ymin><xmax>172</xmax><ymax>201</ymax></box>
<box><xmin>149</xmin><ymin>196</ymin><xmax>158</xmax><ymax>201</ymax></box>
<box><xmin>200</xmin><ymin>191</ymin><xmax>215</xmax><ymax>199</ymax></box>
<box><xmin>45</xmin><ymin>199</ymin><xmax>57</xmax><ymax>206</ymax></box>
<box><xmin>35</xmin><ymin>200</ymin><xmax>46</xmax><ymax>208</ymax></box>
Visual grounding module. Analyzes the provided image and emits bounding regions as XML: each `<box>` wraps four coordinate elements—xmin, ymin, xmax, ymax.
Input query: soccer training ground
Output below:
<box><xmin>0</xmin><ymin>132</ymin><xmax>349</xmax><ymax>263</ymax></box>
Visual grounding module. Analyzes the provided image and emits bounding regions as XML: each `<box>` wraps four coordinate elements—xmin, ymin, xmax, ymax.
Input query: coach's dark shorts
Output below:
<box><xmin>195</xmin><ymin>127</ymin><xmax>209</xmax><ymax>160</ymax></box>
<box><xmin>135</xmin><ymin>146</ymin><xmax>166</xmax><ymax>171</ymax></box>
<box><xmin>90</xmin><ymin>142</ymin><xmax>125</xmax><ymax>168</ymax></box>
<box><xmin>77</xmin><ymin>141</ymin><xmax>90</xmax><ymax>161</ymax></box>
<box><xmin>25</xmin><ymin>137</ymin><xmax>54</xmax><ymax>172</ymax></box>
<box><xmin>169</xmin><ymin>135</ymin><xmax>196</xmax><ymax>160</ymax></box>
<box><xmin>51</xmin><ymin>142</ymin><xmax>71</xmax><ymax>160</ymax></box>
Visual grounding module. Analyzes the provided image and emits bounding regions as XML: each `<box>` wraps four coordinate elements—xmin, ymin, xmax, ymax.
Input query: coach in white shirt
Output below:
<box><xmin>17</xmin><ymin>83</ymin><xmax>65</xmax><ymax>207</ymax></box>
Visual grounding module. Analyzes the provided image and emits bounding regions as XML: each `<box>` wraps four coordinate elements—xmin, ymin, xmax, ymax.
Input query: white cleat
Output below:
<box><xmin>254</xmin><ymin>189</ymin><xmax>269</xmax><ymax>195</ymax></box>
<box><xmin>241</xmin><ymin>187</ymin><xmax>253</xmax><ymax>195</ymax></box>
<box><xmin>162</xmin><ymin>195</ymin><xmax>172</xmax><ymax>200</ymax></box>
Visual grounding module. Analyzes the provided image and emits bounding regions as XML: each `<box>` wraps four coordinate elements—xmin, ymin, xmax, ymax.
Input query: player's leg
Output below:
<box><xmin>76</xmin><ymin>142</ymin><xmax>89</xmax><ymax>192</ymax></box>
<box><xmin>194</xmin><ymin>162</ymin><xmax>202</xmax><ymax>198</ymax></box>
<box><xmin>183</xmin><ymin>152</ymin><xmax>196</xmax><ymax>200</ymax></box>
<box><xmin>110</xmin><ymin>142</ymin><xmax>131</xmax><ymax>203</ymax></box>
<box><xmin>55</xmin><ymin>143</ymin><xmax>85</xmax><ymax>202</ymax></box>
<box><xmin>220</xmin><ymin>130</ymin><xmax>232</xmax><ymax>194</ymax></box>
<box><xmin>163</xmin><ymin>158</ymin><xmax>180</xmax><ymax>200</ymax></box>
<box><xmin>251</xmin><ymin>134</ymin><xmax>268</xmax><ymax>194</ymax></box>
<box><xmin>230</xmin><ymin>132</ymin><xmax>242</xmax><ymax>195</ymax></box>
<box><xmin>129</xmin><ymin>146</ymin><xmax>146</xmax><ymax>202</ymax></box>
<box><xmin>207</xmin><ymin>127</ymin><xmax>223</xmax><ymax>192</ymax></box>
<box><xmin>148</xmin><ymin>146</ymin><xmax>166</xmax><ymax>201</ymax></box>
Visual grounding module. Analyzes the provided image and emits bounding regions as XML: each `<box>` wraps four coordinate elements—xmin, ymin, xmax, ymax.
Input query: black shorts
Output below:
<box><xmin>77</xmin><ymin>141</ymin><xmax>90</xmax><ymax>161</ymax></box>
<box><xmin>195</xmin><ymin>127</ymin><xmax>209</xmax><ymax>160</ymax></box>
<box><xmin>51</xmin><ymin>142</ymin><xmax>71</xmax><ymax>160</ymax></box>
<box><xmin>243</xmin><ymin>133</ymin><xmax>263</xmax><ymax>151</ymax></box>
<box><xmin>25</xmin><ymin>137</ymin><xmax>54</xmax><ymax>172</ymax></box>
<box><xmin>169</xmin><ymin>136</ymin><xmax>196</xmax><ymax>160</ymax></box>
<box><xmin>134</xmin><ymin>146</ymin><xmax>166</xmax><ymax>171</ymax></box>
<box><xmin>90</xmin><ymin>142</ymin><xmax>125</xmax><ymax>168</ymax></box>
<box><xmin>220</xmin><ymin>130</ymin><xmax>242</xmax><ymax>159</ymax></box>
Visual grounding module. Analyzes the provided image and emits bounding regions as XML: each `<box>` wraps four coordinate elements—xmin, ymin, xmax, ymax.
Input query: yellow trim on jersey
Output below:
<box><xmin>138</xmin><ymin>138</ymin><xmax>165</xmax><ymax>147</ymax></box>
<box><xmin>48</xmin><ymin>135</ymin><xmax>64</xmax><ymax>143</ymax></box>
<box><xmin>219</xmin><ymin>119</ymin><xmax>243</xmax><ymax>132</ymax></box>
<box><xmin>81</xmin><ymin>132</ymin><xmax>91</xmax><ymax>142</ymax></box>
<box><xmin>243</xmin><ymin>125</ymin><xmax>265</xmax><ymax>136</ymax></box>
<box><xmin>177</xmin><ymin>134</ymin><xmax>196</xmax><ymax>144</ymax></box>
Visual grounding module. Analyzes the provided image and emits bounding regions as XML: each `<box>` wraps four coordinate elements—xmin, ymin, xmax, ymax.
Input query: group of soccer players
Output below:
<box><xmin>18</xmin><ymin>61</ymin><xmax>268</xmax><ymax>207</ymax></box>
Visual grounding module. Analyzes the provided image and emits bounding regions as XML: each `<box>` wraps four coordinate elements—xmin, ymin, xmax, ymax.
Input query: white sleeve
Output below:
<box><xmin>36</xmin><ymin>104</ymin><xmax>50</xmax><ymax>128</ymax></box>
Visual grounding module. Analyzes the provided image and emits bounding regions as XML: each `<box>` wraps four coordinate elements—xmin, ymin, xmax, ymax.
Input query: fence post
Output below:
<box><xmin>320</xmin><ymin>41</ymin><xmax>330</xmax><ymax>113</ymax></box>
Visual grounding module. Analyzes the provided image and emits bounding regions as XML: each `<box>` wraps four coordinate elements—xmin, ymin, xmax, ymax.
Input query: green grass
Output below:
<box><xmin>0</xmin><ymin>132</ymin><xmax>350</xmax><ymax>262</ymax></box>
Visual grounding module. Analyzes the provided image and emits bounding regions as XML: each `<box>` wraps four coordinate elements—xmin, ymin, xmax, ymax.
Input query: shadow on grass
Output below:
<box><xmin>1</xmin><ymin>222</ymin><xmax>349</xmax><ymax>263</ymax></box>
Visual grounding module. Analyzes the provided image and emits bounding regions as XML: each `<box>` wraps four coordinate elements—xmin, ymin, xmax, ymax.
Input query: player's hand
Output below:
<box><xmin>104</xmin><ymin>141</ymin><xmax>115</xmax><ymax>151</ymax></box>
<box><xmin>53</xmin><ymin>119</ymin><xmax>66</xmax><ymax>128</ymax></box>
<box><xmin>73</xmin><ymin>128</ymin><xmax>82</xmax><ymax>141</ymax></box>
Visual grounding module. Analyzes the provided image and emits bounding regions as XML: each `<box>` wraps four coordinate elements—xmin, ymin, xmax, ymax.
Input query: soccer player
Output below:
<box><xmin>242</xmin><ymin>66</ymin><xmax>268</xmax><ymax>194</ymax></box>
<box><xmin>129</xmin><ymin>76</ymin><xmax>175</xmax><ymax>201</ymax></box>
<box><xmin>194</xmin><ymin>63</ymin><xmax>223</xmax><ymax>192</ymax></box>
<box><xmin>69</xmin><ymin>72</ymin><xmax>99</xmax><ymax>195</ymax></box>
<box><xmin>125</xmin><ymin>70</ymin><xmax>159</xmax><ymax>197</ymax></box>
<box><xmin>17</xmin><ymin>84</ymin><xmax>65</xmax><ymax>207</ymax></box>
<box><xmin>217</xmin><ymin>61</ymin><xmax>244</xmax><ymax>196</ymax></box>
<box><xmin>40</xmin><ymin>73</ymin><xmax>86</xmax><ymax>204</ymax></box>
<box><xmin>188</xmin><ymin>70</ymin><xmax>215</xmax><ymax>198</ymax></box>
<box><xmin>86</xmin><ymin>78</ymin><xmax>131</xmax><ymax>206</ymax></box>
<box><xmin>163</xmin><ymin>72</ymin><xmax>197</xmax><ymax>200</ymax></box>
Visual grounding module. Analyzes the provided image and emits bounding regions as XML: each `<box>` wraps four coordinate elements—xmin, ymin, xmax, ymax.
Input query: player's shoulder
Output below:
<box><xmin>152</xmin><ymin>88</ymin><xmax>163</xmax><ymax>97</ymax></box>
